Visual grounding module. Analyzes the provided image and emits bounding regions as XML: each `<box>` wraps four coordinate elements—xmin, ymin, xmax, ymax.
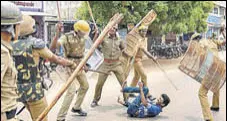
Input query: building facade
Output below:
<box><xmin>206</xmin><ymin>1</ymin><xmax>226</xmax><ymax>39</ymax></box>
<box><xmin>11</xmin><ymin>1</ymin><xmax>56</xmax><ymax>41</ymax></box>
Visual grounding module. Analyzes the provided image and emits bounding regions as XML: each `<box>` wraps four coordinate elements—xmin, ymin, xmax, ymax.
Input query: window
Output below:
<box><xmin>213</xmin><ymin>7</ymin><xmax>218</xmax><ymax>15</ymax></box>
<box><xmin>220</xmin><ymin>8</ymin><xmax>225</xmax><ymax>16</ymax></box>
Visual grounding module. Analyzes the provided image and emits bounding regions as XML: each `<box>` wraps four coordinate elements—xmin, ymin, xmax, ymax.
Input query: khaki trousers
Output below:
<box><xmin>93</xmin><ymin>61</ymin><xmax>128</xmax><ymax>102</ymax></box>
<box><xmin>130</xmin><ymin>60</ymin><xmax>148</xmax><ymax>87</ymax></box>
<box><xmin>25</xmin><ymin>97</ymin><xmax>48</xmax><ymax>121</ymax></box>
<box><xmin>57</xmin><ymin>69</ymin><xmax>89</xmax><ymax>120</ymax></box>
<box><xmin>198</xmin><ymin>84</ymin><xmax>220</xmax><ymax>121</ymax></box>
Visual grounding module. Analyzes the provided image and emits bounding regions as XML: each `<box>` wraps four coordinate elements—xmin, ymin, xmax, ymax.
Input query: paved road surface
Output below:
<box><xmin>17</xmin><ymin>51</ymin><xmax>226</xmax><ymax>121</ymax></box>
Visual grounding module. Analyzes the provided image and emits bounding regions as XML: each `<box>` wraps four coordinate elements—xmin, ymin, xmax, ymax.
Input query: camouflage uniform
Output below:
<box><xmin>12</xmin><ymin>36</ymin><xmax>53</xmax><ymax>121</ymax></box>
<box><xmin>198</xmin><ymin>39</ymin><xmax>224</xmax><ymax>121</ymax></box>
<box><xmin>92</xmin><ymin>36</ymin><xmax>128</xmax><ymax>103</ymax></box>
<box><xmin>1</xmin><ymin>40</ymin><xmax>18</xmax><ymax>121</ymax></box>
<box><xmin>57</xmin><ymin>32</ymin><xmax>89</xmax><ymax>120</ymax></box>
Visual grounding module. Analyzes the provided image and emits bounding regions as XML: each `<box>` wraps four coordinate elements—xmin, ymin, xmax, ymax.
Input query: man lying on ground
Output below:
<box><xmin>118</xmin><ymin>82</ymin><xmax>170</xmax><ymax>118</ymax></box>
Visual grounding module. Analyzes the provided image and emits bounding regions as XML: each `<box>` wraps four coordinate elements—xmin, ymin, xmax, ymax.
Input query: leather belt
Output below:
<box><xmin>135</xmin><ymin>56</ymin><xmax>142</xmax><ymax>58</ymax></box>
<box><xmin>104</xmin><ymin>59</ymin><xmax>119</xmax><ymax>63</ymax></box>
<box><xmin>67</xmin><ymin>55</ymin><xmax>83</xmax><ymax>59</ymax></box>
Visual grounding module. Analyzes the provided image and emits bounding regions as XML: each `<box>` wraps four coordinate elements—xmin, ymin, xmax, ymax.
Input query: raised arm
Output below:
<box><xmin>138</xmin><ymin>82</ymin><xmax>148</xmax><ymax>106</ymax></box>
<box><xmin>50</xmin><ymin>22</ymin><xmax>63</xmax><ymax>51</ymax></box>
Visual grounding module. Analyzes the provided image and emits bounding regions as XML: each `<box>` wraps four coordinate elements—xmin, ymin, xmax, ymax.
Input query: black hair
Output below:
<box><xmin>161</xmin><ymin>94</ymin><xmax>170</xmax><ymax>107</ymax></box>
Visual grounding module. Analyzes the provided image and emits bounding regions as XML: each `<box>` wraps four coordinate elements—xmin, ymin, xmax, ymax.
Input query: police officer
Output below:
<box><xmin>1</xmin><ymin>1</ymin><xmax>22</xmax><ymax>121</ymax></box>
<box><xmin>90</xmin><ymin>24</ymin><xmax>129</xmax><ymax>107</ymax></box>
<box><xmin>12</xmin><ymin>15</ymin><xmax>76</xmax><ymax>121</ymax></box>
<box><xmin>129</xmin><ymin>25</ymin><xmax>154</xmax><ymax>98</ymax></box>
<box><xmin>50</xmin><ymin>20</ymin><xmax>90</xmax><ymax>120</ymax></box>
<box><xmin>192</xmin><ymin>29</ymin><xmax>225</xmax><ymax>121</ymax></box>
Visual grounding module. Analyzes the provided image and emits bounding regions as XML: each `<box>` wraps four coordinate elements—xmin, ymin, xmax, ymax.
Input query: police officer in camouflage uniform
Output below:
<box><xmin>1</xmin><ymin>1</ymin><xmax>22</xmax><ymax>121</ymax></box>
<box><xmin>90</xmin><ymin>24</ymin><xmax>129</xmax><ymax>107</ymax></box>
<box><xmin>12</xmin><ymin>15</ymin><xmax>76</xmax><ymax>121</ymax></box>
<box><xmin>50</xmin><ymin>20</ymin><xmax>90</xmax><ymax>120</ymax></box>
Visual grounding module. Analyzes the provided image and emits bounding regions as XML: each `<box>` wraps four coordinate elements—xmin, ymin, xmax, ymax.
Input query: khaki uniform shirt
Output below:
<box><xmin>1</xmin><ymin>40</ymin><xmax>18</xmax><ymax>113</ymax></box>
<box><xmin>58</xmin><ymin>32</ymin><xmax>85</xmax><ymax>58</ymax></box>
<box><xmin>100</xmin><ymin>36</ymin><xmax>125</xmax><ymax>60</ymax></box>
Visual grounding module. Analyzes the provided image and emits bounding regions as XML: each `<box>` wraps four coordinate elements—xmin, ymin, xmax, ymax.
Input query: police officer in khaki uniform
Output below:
<box><xmin>90</xmin><ymin>24</ymin><xmax>128</xmax><ymax>107</ymax></box>
<box><xmin>1</xmin><ymin>1</ymin><xmax>22</xmax><ymax>121</ymax></box>
<box><xmin>50</xmin><ymin>20</ymin><xmax>90</xmax><ymax>121</ymax></box>
<box><xmin>12</xmin><ymin>15</ymin><xmax>76</xmax><ymax>121</ymax></box>
<box><xmin>191</xmin><ymin>31</ymin><xmax>226</xmax><ymax>121</ymax></box>
<box><xmin>129</xmin><ymin>25</ymin><xmax>154</xmax><ymax>98</ymax></box>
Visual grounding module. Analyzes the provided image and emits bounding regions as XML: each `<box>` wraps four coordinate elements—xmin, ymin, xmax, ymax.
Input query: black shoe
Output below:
<box><xmin>123</xmin><ymin>101</ymin><xmax>129</xmax><ymax>107</ymax></box>
<box><xmin>129</xmin><ymin>94</ymin><xmax>136</xmax><ymax>97</ymax></box>
<box><xmin>91</xmin><ymin>101</ymin><xmax>98</xmax><ymax>107</ymax></box>
<box><xmin>57</xmin><ymin>119</ymin><xmax>65</xmax><ymax>121</ymax></box>
<box><xmin>210</xmin><ymin>107</ymin><xmax>219</xmax><ymax>111</ymax></box>
<box><xmin>205</xmin><ymin>120</ymin><xmax>210</xmax><ymax>121</ymax></box>
<box><xmin>71</xmin><ymin>108</ymin><xmax>87</xmax><ymax>116</ymax></box>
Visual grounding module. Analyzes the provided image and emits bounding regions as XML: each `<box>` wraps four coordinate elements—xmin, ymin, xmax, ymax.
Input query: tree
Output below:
<box><xmin>147</xmin><ymin>1</ymin><xmax>214</xmax><ymax>36</ymax></box>
<box><xmin>75</xmin><ymin>1</ymin><xmax>214</xmax><ymax>35</ymax></box>
<box><xmin>74</xmin><ymin>1</ymin><xmax>90</xmax><ymax>20</ymax></box>
<box><xmin>75</xmin><ymin>1</ymin><xmax>149</xmax><ymax>27</ymax></box>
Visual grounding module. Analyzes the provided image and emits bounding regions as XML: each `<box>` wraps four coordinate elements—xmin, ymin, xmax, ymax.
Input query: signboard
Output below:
<box><xmin>12</xmin><ymin>1</ymin><xmax>43</xmax><ymax>10</ymax></box>
<box><xmin>207</xmin><ymin>15</ymin><xmax>222</xmax><ymax>25</ymax></box>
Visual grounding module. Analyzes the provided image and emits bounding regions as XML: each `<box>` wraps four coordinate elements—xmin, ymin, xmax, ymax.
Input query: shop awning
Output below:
<box><xmin>22</xmin><ymin>11</ymin><xmax>57</xmax><ymax>17</ymax></box>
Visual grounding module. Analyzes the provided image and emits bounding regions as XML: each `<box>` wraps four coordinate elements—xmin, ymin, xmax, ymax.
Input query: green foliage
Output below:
<box><xmin>76</xmin><ymin>1</ymin><xmax>149</xmax><ymax>26</ymax></box>
<box><xmin>75</xmin><ymin>1</ymin><xmax>214</xmax><ymax>35</ymax></box>
<box><xmin>74</xmin><ymin>2</ymin><xmax>89</xmax><ymax>20</ymax></box>
<box><xmin>147</xmin><ymin>1</ymin><xmax>214</xmax><ymax>36</ymax></box>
